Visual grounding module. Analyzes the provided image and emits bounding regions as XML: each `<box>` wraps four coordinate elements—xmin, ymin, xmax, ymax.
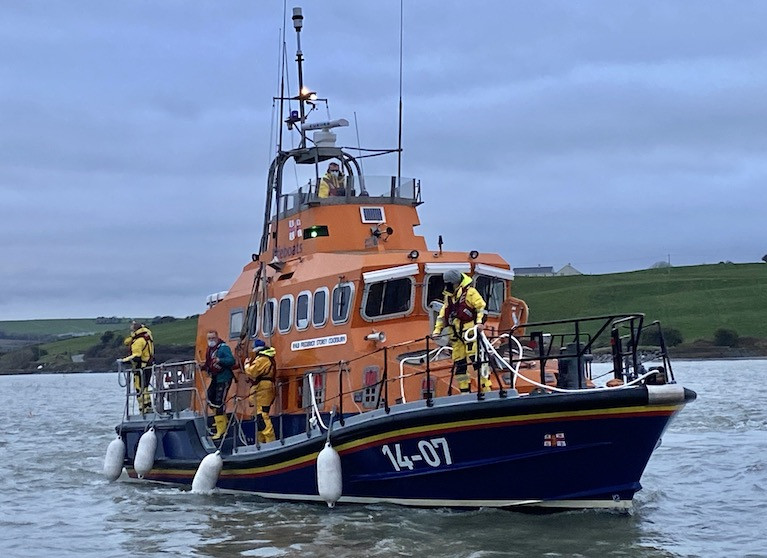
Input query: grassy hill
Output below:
<box><xmin>36</xmin><ymin>318</ymin><xmax>198</xmax><ymax>364</ymax></box>
<box><xmin>1</xmin><ymin>262</ymin><xmax>765</xmax><ymax>372</ymax></box>
<box><xmin>0</xmin><ymin>318</ymin><xmax>129</xmax><ymax>337</ymax></box>
<box><xmin>0</xmin><ymin>317</ymin><xmax>198</xmax><ymax>373</ymax></box>
<box><xmin>513</xmin><ymin>263</ymin><xmax>767</xmax><ymax>341</ymax></box>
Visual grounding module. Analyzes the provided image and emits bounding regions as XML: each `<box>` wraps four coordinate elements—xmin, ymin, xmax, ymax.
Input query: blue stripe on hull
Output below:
<box><xmin>203</xmin><ymin>413</ymin><xmax>671</xmax><ymax>504</ymax></box>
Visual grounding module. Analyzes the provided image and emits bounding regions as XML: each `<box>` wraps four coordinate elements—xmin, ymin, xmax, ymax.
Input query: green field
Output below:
<box><xmin>513</xmin><ymin>263</ymin><xmax>767</xmax><ymax>341</ymax></box>
<box><xmin>1</xmin><ymin>262</ymin><xmax>766</xmax><ymax>371</ymax></box>
<box><xmin>36</xmin><ymin>318</ymin><xmax>198</xmax><ymax>365</ymax></box>
<box><xmin>0</xmin><ymin>318</ymin><xmax>130</xmax><ymax>337</ymax></box>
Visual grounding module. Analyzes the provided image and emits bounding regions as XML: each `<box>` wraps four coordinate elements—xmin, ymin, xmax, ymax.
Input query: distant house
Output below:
<box><xmin>513</xmin><ymin>265</ymin><xmax>555</xmax><ymax>277</ymax></box>
<box><xmin>556</xmin><ymin>263</ymin><xmax>582</xmax><ymax>276</ymax></box>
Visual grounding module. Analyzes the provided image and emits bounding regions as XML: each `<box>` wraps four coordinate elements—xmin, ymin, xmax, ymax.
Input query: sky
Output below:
<box><xmin>2</xmin><ymin>1</ymin><xmax>766</xmax><ymax>320</ymax></box>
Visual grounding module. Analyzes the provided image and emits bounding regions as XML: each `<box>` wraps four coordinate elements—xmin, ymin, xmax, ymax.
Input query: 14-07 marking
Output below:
<box><xmin>381</xmin><ymin>437</ymin><xmax>452</xmax><ymax>471</ymax></box>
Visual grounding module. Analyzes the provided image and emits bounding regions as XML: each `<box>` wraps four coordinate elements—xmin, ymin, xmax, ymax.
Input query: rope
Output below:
<box><xmin>307</xmin><ymin>371</ymin><xmax>328</xmax><ymax>430</ymax></box>
<box><xmin>397</xmin><ymin>345</ymin><xmax>452</xmax><ymax>403</ymax></box>
<box><xmin>480</xmin><ymin>331</ymin><xmax>659</xmax><ymax>394</ymax></box>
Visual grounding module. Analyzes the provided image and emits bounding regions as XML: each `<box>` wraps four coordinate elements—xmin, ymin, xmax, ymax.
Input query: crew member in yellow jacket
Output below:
<box><xmin>317</xmin><ymin>162</ymin><xmax>346</xmax><ymax>198</ymax></box>
<box><xmin>121</xmin><ymin>321</ymin><xmax>155</xmax><ymax>413</ymax></box>
<box><xmin>431</xmin><ymin>270</ymin><xmax>489</xmax><ymax>393</ymax></box>
<box><xmin>244</xmin><ymin>338</ymin><xmax>277</xmax><ymax>443</ymax></box>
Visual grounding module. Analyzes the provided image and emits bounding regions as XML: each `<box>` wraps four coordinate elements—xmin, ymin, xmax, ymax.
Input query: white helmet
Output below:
<box><xmin>443</xmin><ymin>269</ymin><xmax>462</xmax><ymax>285</ymax></box>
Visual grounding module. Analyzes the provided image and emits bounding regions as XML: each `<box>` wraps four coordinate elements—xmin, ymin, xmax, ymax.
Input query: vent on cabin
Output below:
<box><xmin>360</xmin><ymin>206</ymin><xmax>385</xmax><ymax>224</ymax></box>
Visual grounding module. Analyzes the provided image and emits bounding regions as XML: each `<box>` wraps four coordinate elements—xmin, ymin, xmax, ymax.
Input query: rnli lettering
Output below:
<box><xmin>290</xmin><ymin>334</ymin><xmax>347</xmax><ymax>351</ymax></box>
<box><xmin>273</xmin><ymin>243</ymin><xmax>303</xmax><ymax>260</ymax></box>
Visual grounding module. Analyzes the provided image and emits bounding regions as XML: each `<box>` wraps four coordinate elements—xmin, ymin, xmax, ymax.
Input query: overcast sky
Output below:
<box><xmin>2</xmin><ymin>1</ymin><xmax>765</xmax><ymax>320</ymax></box>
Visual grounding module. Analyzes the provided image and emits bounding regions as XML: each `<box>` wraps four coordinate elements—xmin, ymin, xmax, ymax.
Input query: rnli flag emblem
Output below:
<box><xmin>543</xmin><ymin>433</ymin><xmax>566</xmax><ymax>447</ymax></box>
<box><xmin>288</xmin><ymin>219</ymin><xmax>302</xmax><ymax>241</ymax></box>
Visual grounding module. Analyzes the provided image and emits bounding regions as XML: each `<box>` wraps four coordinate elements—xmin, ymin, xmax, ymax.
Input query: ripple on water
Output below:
<box><xmin>1</xmin><ymin>365</ymin><xmax>766</xmax><ymax>557</ymax></box>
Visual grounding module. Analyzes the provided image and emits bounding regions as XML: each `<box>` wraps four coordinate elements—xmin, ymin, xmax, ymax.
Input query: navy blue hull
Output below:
<box><xmin>120</xmin><ymin>386</ymin><xmax>695</xmax><ymax>508</ymax></box>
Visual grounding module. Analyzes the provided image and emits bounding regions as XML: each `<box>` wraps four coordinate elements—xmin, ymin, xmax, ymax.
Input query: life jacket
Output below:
<box><xmin>132</xmin><ymin>328</ymin><xmax>155</xmax><ymax>366</ymax></box>
<box><xmin>446</xmin><ymin>287</ymin><xmax>477</xmax><ymax>324</ymax></box>
<box><xmin>247</xmin><ymin>352</ymin><xmax>277</xmax><ymax>385</ymax></box>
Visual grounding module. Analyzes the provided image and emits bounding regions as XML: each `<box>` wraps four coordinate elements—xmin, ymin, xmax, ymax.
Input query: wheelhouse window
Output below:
<box><xmin>278</xmin><ymin>295</ymin><xmax>293</xmax><ymax>334</ymax></box>
<box><xmin>296</xmin><ymin>291</ymin><xmax>311</xmax><ymax>330</ymax></box>
<box><xmin>229</xmin><ymin>308</ymin><xmax>244</xmax><ymax>339</ymax></box>
<box><xmin>313</xmin><ymin>287</ymin><xmax>328</xmax><ymax>328</ymax></box>
<box><xmin>362</xmin><ymin>277</ymin><xmax>413</xmax><ymax>320</ymax></box>
<box><xmin>425</xmin><ymin>275</ymin><xmax>445</xmax><ymax>308</ymax></box>
<box><xmin>474</xmin><ymin>275</ymin><xmax>505</xmax><ymax>314</ymax></box>
<box><xmin>262</xmin><ymin>299</ymin><xmax>276</xmax><ymax>336</ymax></box>
<box><xmin>331</xmin><ymin>283</ymin><xmax>354</xmax><ymax>325</ymax></box>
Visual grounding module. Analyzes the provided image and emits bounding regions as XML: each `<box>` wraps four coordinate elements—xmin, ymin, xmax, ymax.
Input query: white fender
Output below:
<box><xmin>316</xmin><ymin>442</ymin><xmax>342</xmax><ymax>508</ymax></box>
<box><xmin>134</xmin><ymin>427</ymin><xmax>157</xmax><ymax>479</ymax></box>
<box><xmin>103</xmin><ymin>436</ymin><xmax>126</xmax><ymax>481</ymax></box>
<box><xmin>191</xmin><ymin>451</ymin><xmax>223</xmax><ymax>493</ymax></box>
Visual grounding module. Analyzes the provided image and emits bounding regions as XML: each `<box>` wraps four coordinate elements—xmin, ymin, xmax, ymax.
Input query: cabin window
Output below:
<box><xmin>229</xmin><ymin>308</ymin><xmax>244</xmax><ymax>339</ymax></box>
<box><xmin>247</xmin><ymin>302</ymin><xmax>259</xmax><ymax>338</ymax></box>
<box><xmin>313</xmin><ymin>287</ymin><xmax>329</xmax><ymax>328</ymax></box>
<box><xmin>296</xmin><ymin>291</ymin><xmax>311</xmax><ymax>331</ymax></box>
<box><xmin>475</xmin><ymin>275</ymin><xmax>505</xmax><ymax>315</ymax></box>
<box><xmin>278</xmin><ymin>295</ymin><xmax>293</xmax><ymax>334</ymax></box>
<box><xmin>262</xmin><ymin>299</ymin><xmax>276</xmax><ymax>336</ymax></box>
<box><xmin>424</xmin><ymin>275</ymin><xmax>446</xmax><ymax>310</ymax></box>
<box><xmin>362</xmin><ymin>277</ymin><xmax>413</xmax><ymax>320</ymax></box>
<box><xmin>331</xmin><ymin>283</ymin><xmax>354</xmax><ymax>325</ymax></box>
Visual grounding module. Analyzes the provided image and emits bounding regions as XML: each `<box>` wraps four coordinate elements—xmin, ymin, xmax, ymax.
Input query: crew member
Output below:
<box><xmin>200</xmin><ymin>330</ymin><xmax>235</xmax><ymax>440</ymax></box>
<box><xmin>317</xmin><ymin>162</ymin><xmax>346</xmax><ymax>198</ymax></box>
<box><xmin>432</xmin><ymin>269</ymin><xmax>489</xmax><ymax>393</ymax></box>
<box><xmin>121</xmin><ymin>320</ymin><xmax>155</xmax><ymax>414</ymax></box>
<box><xmin>244</xmin><ymin>338</ymin><xmax>277</xmax><ymax>443</ymax></box>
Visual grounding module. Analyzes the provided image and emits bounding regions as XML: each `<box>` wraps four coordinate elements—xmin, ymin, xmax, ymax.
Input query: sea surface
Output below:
<box><xmin>0</xmin><ymin>361</ymin><xmax>765</xmax><ymax>558</ymax></box>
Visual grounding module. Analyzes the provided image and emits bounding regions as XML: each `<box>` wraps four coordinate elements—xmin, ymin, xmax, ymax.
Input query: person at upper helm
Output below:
<box><xmin>244</xmin><ymin>338</ymin><xmax>278</xmax><ymax>443</ymax></box>
<box><xmin>317</xmin><ymin>161</ymin><xmax>346</xmax><ymax>198</ymax></box>
<box><xmin>431</xmin><ymin>269</ymin><xmax>490</xmax><ymax>393</ymax></box>
<box><xmin>120</xmin><ymin>320</ymin><xmax>155</xmax><ymax>414</ymax></box>
<box><xmin>199</xmin><ymin>330</ymin><xmax>235</xmax><ymax>441</ymax></box>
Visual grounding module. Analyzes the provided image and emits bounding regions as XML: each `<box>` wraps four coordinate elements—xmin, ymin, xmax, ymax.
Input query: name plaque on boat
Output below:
<box><xmin>290</xmin><ymin>334</ymin><xmax>347</xmax><ymax>351</ymax></box>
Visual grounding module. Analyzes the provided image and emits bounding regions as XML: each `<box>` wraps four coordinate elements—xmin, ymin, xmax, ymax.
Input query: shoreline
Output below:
<box><xmin>3</xmin><ymin>354</ymin><xmax>767</xmax><ymax>377</ymax></box>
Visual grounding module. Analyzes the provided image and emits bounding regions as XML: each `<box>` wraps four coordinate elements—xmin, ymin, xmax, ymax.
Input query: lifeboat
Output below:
<box><xmin>108</xmin><ymin>7</ymin><xmax>696</xmax><ymax>510</ymax></box>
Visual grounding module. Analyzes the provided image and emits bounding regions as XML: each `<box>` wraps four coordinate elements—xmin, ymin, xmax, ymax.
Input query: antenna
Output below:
<box><xmin>292</xmin><ymin>7</ymin><xmax>307</xmax><ymax>148</ymax></box>
<box><xmin>396</xmin><ymin>0</ymin><xmax>404</xmax><ymax>185</ymax></box>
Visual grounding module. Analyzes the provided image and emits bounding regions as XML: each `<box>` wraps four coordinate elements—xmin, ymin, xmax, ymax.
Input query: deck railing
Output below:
<box><xmin>116</xmin><ymin>313</ymin><xmax>675</xmax><ymax>448</ymax></box>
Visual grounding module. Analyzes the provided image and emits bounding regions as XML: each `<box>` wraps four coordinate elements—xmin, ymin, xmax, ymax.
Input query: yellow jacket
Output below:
<box><xmin>432</xmin><ymin>274</ymin><xmax>486</xmax><ymax>337</ymax></box>
<box><xmin>318</xmin><ymin>173</ymin><xmax>345</xmax><ymax>198</ymax></box>
<box><xmin>244</xmin><ymin>347</ymin><xmax>277</xmax><ymax>383</ymax></box>
<box><xmin>122</xmin><ymin>326</ymin><xmax>154</xmax><ymax>367</ymax></box>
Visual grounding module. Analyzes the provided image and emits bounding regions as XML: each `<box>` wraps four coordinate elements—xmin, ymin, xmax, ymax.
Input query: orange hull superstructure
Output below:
<box><xmin>194</xmin><ymin>188</ymin><xmax>539</xmax><ymax>420</ymax></box>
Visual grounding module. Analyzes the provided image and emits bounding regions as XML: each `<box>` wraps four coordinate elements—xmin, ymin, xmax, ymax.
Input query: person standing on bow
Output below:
<box><xmin>120</xmin><ymin>320</ymin><xmax>155</xmax><ymax>414</ymax></box>
<box><xmin>431</xmin><ymin>269</ymin><xmax>488</xmax><ymax>393</ymax></box>
<box><xmin>317</xmin><ymin>161</ymin><xmax>346</xmax><ymax>198</ymax></box>
<box><xmin>244</xmin><ymin>338</ymin><xmax>277</xmax><ymax>443</ymax></box>
<box><xmin>200</xmin><ymin>330</ymin><xmax>235</xmax><ymax>441</ymax></box>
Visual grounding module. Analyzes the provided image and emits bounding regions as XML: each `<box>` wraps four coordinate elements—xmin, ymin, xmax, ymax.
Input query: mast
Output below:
<box><xmin>292</xmin><ymin>7</ymin><xmax>307</xmax><ymax>149</ymax></box>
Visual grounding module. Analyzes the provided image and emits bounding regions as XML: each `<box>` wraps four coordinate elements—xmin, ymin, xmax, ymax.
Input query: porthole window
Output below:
<box><xmin>313</xmin><ymin>287</ymin><xmax>329</xmax><ymax>328</ymax></box>
<box><xmin>296</xmin><ymin>291</ymin><xmax>311</xmax><ymax>330</ymax></box>
<box><xmin>331</xmin><ymin>283</ymin><xmax>354</xmax><ymax>325</ymax></box>
<box><xmin>278</xmin><ymin>295</ymin><xmax>293</xmax><ymax>334</ymax></box>
<box><xmin>247</xmin><ymin>302</ymin><xmax>259</xmax><ymax>338</ymax></box>
<box><xmin>362</xmin><ymin>277</ymin><xmax>414</xmax><ymax>321</ymax></box>
<box><xmin>262</xmin><ymin>299</ymin><xmax>276</xmax><ymax>336</ymax></box>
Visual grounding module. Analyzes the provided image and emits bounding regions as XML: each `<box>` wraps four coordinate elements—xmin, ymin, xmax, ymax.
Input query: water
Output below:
<box><xmin>1</xmin><ymin>361</ymin><xmax>765</xmax><ymax>557</ymax></box>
